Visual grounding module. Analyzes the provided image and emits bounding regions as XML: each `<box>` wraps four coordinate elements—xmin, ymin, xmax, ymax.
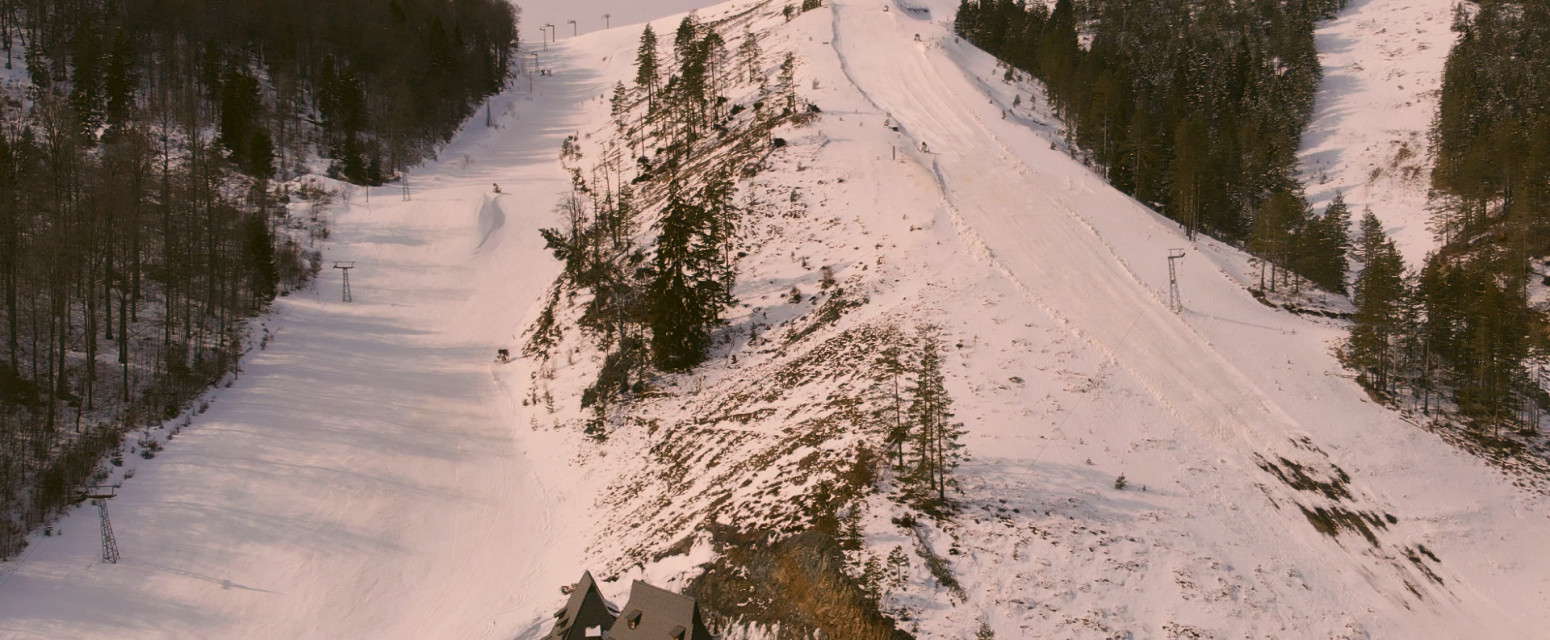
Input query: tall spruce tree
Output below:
<box><xmin>1295</xmin><ymin>192</ymin><xmax>1353</xmax><ymax>294</ymax></box>
<box><xmin>739</xmin><ymin>27</ymin><xmax>763</xmax><ymax>85</ymax></box>
<box><xmin>647</xmin><ymin>179</ymin><xmax>735</xmax><ymax>371</ymax></box>
<box><xmin>1249</xmin><ymin>188</ymin><xmax>1306</xmax><ymax>291</ymax></box>
<box><xmin>876</xmin><ymin>344</ymin><xmax>908</xmax><ymax>469</ymax></box>
<box><xmin>1346</xmin><ymin>238</ymin><xmax>1408</xmax><ymax>393</ymax></box>
<box><xmin>1355</xmin><ymin>207</ymin><xmax>1385</xmax><ymax>266</ymax></box>
<box><xmin>635</xmin><ymin>25</ymin><xmax>660</xmax><ymax>112</ymax></box>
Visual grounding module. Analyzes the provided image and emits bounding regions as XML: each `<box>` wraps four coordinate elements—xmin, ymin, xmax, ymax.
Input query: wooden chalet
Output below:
<box><xmin>605</xmin><ymin>580</ymin><xmax>714</xmax><ymax>640</ymax></box>
<box><xmin>546</xmin><ymin>571</ymin><xmax>618</xmax><ymax>640</ymax></box>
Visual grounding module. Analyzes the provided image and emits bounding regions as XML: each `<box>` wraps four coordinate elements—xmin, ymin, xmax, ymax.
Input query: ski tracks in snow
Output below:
<box><xmin>824</xmin><ymin>0</ymin><xmax>1450</xmax><ymax>616</ymax></box>
<box><xmin>832</xmin><ymin>0</ymin><xmax>1322</xmax><ymax>488</ymax></box>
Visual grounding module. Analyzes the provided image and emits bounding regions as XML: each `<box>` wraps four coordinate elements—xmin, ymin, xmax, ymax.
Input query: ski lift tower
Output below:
<box><xmin>82</xmin><ymin>486</ymin><xmax>120</xmax><ymax>564</ymax></box>
<box><xmin>334</xmin><ymin>262</ymin><xmax>355</xmax><ymax>302</ymax></box>
<box><xmin>1167</xmin><ymin>249</ymin><xmax>1186</xmax><ymax>313</ymax></box>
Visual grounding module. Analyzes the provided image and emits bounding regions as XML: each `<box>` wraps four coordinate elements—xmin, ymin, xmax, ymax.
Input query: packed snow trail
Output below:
<box><xmin>0</xmin><ymin>31</ymin><xmax>607</xmax><ymax>640</ymax></box>
<box><xmin>833</xmin><ymin>0</ymin><xmax>1318</xmax><ymax>493</ymax></box>
<box><xmin>829</xmin><ymin>0</ymin><xmax>1547</xmax><ymax>635</ymax></box>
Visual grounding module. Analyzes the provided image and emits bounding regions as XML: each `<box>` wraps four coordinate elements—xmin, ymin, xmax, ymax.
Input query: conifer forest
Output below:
<box><xmin>0</xmin><ymin>0</ymin><xmax>1549</xmax><ymax>634</ymax></box>
<box><xmin>957</xmin><ymin>0</ymin><xmax>1550</xmax><ymax>446</ymax></box>
<box><xmin>0</xmin><ymin>0</ymin><xmax>517</xmax><ymax>557</ymax></box>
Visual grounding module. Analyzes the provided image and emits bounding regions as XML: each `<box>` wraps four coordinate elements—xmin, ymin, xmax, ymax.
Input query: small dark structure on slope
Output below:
<box><xmin>547</xmin><ymin>571</ymin><xmax>618</xmax><ymax>640</ymax></box>
<box><xmin>607</xmin><ymin>580</ymin><xmax>714</xmax><ymax>640</ymax></box>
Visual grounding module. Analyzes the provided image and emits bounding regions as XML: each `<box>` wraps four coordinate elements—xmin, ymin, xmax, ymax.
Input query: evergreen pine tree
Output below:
<box><xmin>778</xmin><ymin>52</ymin><xmax>798</xmax><ymax>114</ymax></box>
<box><xmin>68</xmin><ymin>23</ymin><xmax>106</xmax><ymax>141</ymax></box>
<box><xmin>1346</xmin><ymin>238</ymin><xmax>1408</xmax><ymax>393</ymax></box>
<box><xmin>738</xmin><ymin>27</ymin><xmax>763</xmax><ymax>85</ymax></box>
<box><xmin>673</xmin><ymin>14</ymin><xmax>700</xmax><ymax>68</ymax></box>
<box><xmin>1294</xmin><ymin>192</ymin><xmax>1352</xmax><ymax>293</ymax></box>
<box><xmin>1356</xmin><ymin>207</ymin><xmax>1385</xmax><ymax>266</ymax></box>
<box><xmin>1169</xmin><ymin>116</ymin><xmax>1208</xmax><ymax>239</ymax></box>
<box><xmin>635</xmin><ymin>25</ymin><xmax>660</xmax><ymax>112</ymax></box>
<box><xmin>875</xmin><ymin>344</ymin><xmax>908</xmax><ymax>469</ymax></box>
<box><xmin>1249</xmin><ymin>188</ymin><xmax>1305</xmax><ymax>291</ymax></box>
<box><xmin>647</xmin><ymin>179</ymin><xmax>737</xmax><ymax>372</ymax></box>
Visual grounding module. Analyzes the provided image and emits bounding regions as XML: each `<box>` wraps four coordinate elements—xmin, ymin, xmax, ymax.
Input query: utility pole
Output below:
<box><xmin>334</xmin><ymin>262</ymin><xmax>355</xmax><ymax>302</ymax></box>
<box><xmin>1167</xmin><ymin>249</ymin><xmax>1185</xmax><ymax>313</ymax></box>
<box><xmin>530</xmin><ymin>52</ymin><xmax>540</xmax><ymax>92</ymax></box>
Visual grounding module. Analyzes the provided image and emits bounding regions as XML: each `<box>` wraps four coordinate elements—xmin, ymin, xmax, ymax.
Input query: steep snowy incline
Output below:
<box><xmin>1298</xmin><ymin>0</ymin><xmax>1458</xmax><ymax>265</ymax></box>
<box><xmin>827</xmin><ymin>0</ymin><xmax>1550</xmax><ymax>636</ymax></box>
<box><xmin>0</xmin><ymin>32</ymin><xmax>605</xmax><ymax>640</ymax></box>
<box><xmin>834</xmin><ymin>0</ymin><xmax>1342</xmax><ymax>516</ymax></box>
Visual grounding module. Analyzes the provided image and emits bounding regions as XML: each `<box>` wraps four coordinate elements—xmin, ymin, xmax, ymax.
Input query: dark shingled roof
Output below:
<box><xmin>605</xmin><ymin>581</ymin><xmax>714</xmax><ymax>640</ymax></box>
<box><xmin>547</xmin><ymin>571</ymin><xmax>617</xmax><ymax>640</ymax></box>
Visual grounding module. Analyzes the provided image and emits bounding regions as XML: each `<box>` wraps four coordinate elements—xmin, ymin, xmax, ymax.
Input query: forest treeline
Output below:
<box><xmin>1344</xmin><ymin>0</ymin><xmax>1550</xmax><ymax>436</ymax></box>
<box><xmin>0</xmin><ymin>0</ymin><xmax>516</xmax><ymax>557</ymax></box>
<box><xmin>6</xmin><ymin>0</ymin><xmax>516</xmax><ymax>183</ymax></box>
<box><xmin>955</xmin><ymin>0</ymin><xmax>1349</xmax><ymax>293</ymax></box>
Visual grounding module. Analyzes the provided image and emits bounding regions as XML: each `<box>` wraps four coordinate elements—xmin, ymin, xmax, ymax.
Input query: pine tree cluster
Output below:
<box><xmin>879</xmin><ymin>328</ymin><xmax>966</xmax><ymax>515</ymax></box>
<box><xmin>955</xmin><ymin>0</ymin><xmax>1349</xmax><ymax>290</ymax></box>
<box><xmin>1344</xmin><ymin>217</ymin><xmax>1535</xmax><ymax>434</ymax></box>
<box><xmin>534</xmin><ymin>16</ymin><xmax>805</xmax><ymax>437</ymax></box>
<box><xmin>1431</xmin><ymin>0</ymin><xmax>1550</xmax><ymax>244</ymax></box>
<box><xmin>1343</xmin><ymin>0</ymin><xmax>1550</xmax><ymax>435</ymax></box>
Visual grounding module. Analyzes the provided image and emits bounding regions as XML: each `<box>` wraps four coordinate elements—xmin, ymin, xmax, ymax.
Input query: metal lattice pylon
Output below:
<box><xmin>334</xmin><ymin>262</ymin><xmax>355</xmax><ymax>302</ymax></box>
<box><xmin>96</xmin><ymin>499</ymin><xmax>120</xmax><ymax>564</ymax></box>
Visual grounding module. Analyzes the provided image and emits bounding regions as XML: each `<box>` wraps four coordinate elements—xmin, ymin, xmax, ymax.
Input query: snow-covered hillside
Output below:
<box><xmin>1</xmin><ymin>0</ymin><xmax>1547</xmax><ymax>638</ymax></box>
<box><xmin>1298</xmin><ymin>0</ymin><xmax>1459</xmax><ymax>266</ymax></box>
<box><xmin>0</xmin><ymin>19</ymin><xmax>593</xmax><ymax>639</ymax></box>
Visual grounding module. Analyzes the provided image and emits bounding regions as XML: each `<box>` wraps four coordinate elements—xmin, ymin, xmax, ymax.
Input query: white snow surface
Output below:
<box><xmin>1298</xmin><ymin>0</ymin><xmax>1458</xmax><ymax>266</ymax></box>
<box><xmin>518</xmin><ymin>0</ymin><xmax>721</xmax><ymax>46</ymax></box>
<box><xmin>2</xmin><ymin>0</ymin><xmax>1549</xmax><ymax>639</ymax></box>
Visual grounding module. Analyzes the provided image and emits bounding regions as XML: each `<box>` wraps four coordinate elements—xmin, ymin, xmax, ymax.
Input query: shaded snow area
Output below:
<box><xmin>3</xmin><ymin>0</ymin><xmax>1549</xmax><ymax>639</ymax></box>
<box><xmin>0</xmin><ymin>12</ymin><xmax>591</xmax><ymax>638</ymax></box>
<box><xmin>1297</xmin><ymin>0</ymin><xmax>1459</xmax><ymax>266</ymax></box>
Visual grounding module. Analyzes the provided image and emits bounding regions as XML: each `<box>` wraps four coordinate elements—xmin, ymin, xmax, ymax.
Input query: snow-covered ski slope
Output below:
<box><xmin>1</xmin><ymin>0</ymin><xmax>1548</xmax><ymax>638</ymax></box>
<box><xmin>818</xmin><ymin>0</ymin><xmax>1549</xmax><ymax>635</ymax></box>
<box><xmin>517</xmin><ymin>0</ymin><xmax>718</xmax><ymax>41</ymax></box>
<box><xmin>1298</xmin><ymin>0</ymin><xmax>1458</xmax><ymax>265</ymax></box>
<box><xmin>0</xmin><ymin>3</ymin><xmax>628</xmax><ymax>635</ymax></box>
